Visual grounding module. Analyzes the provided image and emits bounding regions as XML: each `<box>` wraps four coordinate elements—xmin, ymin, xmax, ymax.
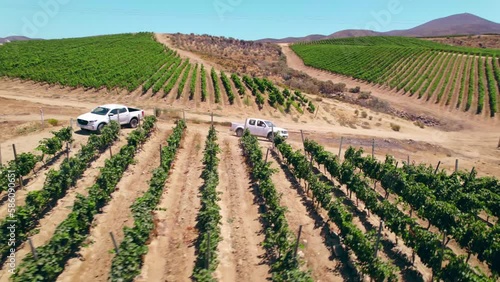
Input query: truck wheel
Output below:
<box><xmin>129</xmin><ymin>118</ymin><xmax>138</xmax><ymax>128</ymax></box>
<box><xmin>267</xmin><ymin>132</ymin><xmax>273</xmax><ymax>141</ymax></box>
<box><xmin>97</xmin><ymin>123</ymin><xmax>106</xmax><ymax>134</ymax></box>
<box><xmin>236</xmin><ymin>128</ymin><xmax>243</xmax><ymax>137</ymax></box>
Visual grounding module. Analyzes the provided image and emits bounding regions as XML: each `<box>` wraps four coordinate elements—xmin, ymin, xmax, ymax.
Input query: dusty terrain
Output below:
<box><xmin>0</xmin><ymin>36</ymin><xmax>499</xmax><ymax>281</ymax></box>
<box><xmin>424</xmin><ymin>34</ymin><xmax>500</xmax><ymax>49</ymax></box>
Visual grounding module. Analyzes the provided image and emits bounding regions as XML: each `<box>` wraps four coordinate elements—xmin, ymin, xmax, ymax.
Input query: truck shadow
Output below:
<box><xmin>73</xmin><ymin>129</ymin><xmax>94</xmax><ymax>136</ymax></box>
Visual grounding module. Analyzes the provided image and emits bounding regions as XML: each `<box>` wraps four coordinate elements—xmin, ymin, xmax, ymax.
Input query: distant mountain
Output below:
<box><xmin>386</xmin><ymin>13</ymin><xmax>500</xmax><ymax>37</ymax></box>
<box><xmin>0</xmin><ymin>36</ymin><xmax>35</xmax><ymax>44</ymax></box>
<box><xmin>327</xmin><ymin>29</ymin><xmax>382</xmax><ymax>39</ymax></box>
<box><xmin>257</xmin><ymin>13</ymin><xmax>500</xmax><ymax>43</ymax></box>
<box><xmin>256</xmin><ymin>34</ymin><xmax>325</xmax><ymax>44</ymax></box>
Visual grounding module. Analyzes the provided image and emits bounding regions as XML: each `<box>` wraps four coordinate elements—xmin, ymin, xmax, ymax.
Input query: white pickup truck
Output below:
<box><xmin>230</xmin><ymin>118</ymin><xmax>288</xmax><ymax>140</ymax></box>
<box><xmin>77</xmin><ymin>104</ymin><xmax>145</xmax><ymax>132</ymax></box>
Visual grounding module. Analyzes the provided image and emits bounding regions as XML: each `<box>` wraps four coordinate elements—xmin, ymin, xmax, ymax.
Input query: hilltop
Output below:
<box><xmin>259</xmin><ymin>13</ymin><xmax>500</xmax><ymax>43</ymax></box>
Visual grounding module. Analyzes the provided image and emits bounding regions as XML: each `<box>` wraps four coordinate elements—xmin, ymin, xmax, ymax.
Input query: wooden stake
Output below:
<box><xmin>206</xmin><ymin>231</ymin><xmax>211</xmax><ymax>269</ymax></box>
<box><xmin>211</xmin><ymin>112</ymin><xmax>214</xmax><ymax>128</ymax></box>
<box><xmin>271</xmin><ymin>126</ymin><xmax>275</xmax><ymax>147</ymax></box>
<box><xmin>294</xmin><ymin>225</ymin><xmax>303</xmax><ymax>258</ymax></box>
<box><xmin>373</xmin><ymin>220</ymin><xmax>384</xmax><ymax>259</ymax></box>
<box><xmin>434</xmin><ymin>161</ymin><xmax>441</xmax><ymax>174</ymax></box>
<box><xmin>338</xmin><ymin>137</ymin><xmax>344</xmax><ymax>159</ymax></box>
<box><xmin>455</xmin><ymin>159</ymin><xmax>459</xmax><ymax>172</ymax></box>
<box><xmin>12</xmin><ymin>144</ymin><xmax>17</xmax><ymax>161</ymax></box>
<box><xmin>12</xmin><ymin>144</ymin><xmax>23</xmax><ymax>188</ymax></box>
<box><xmin>160</xmin><ymin>144</ymin><xmax>163</xmax><ymax>165</ymax></box>
<box><xmin>66</xmin><ymin>142</ymin><xmax>69</xmax><ymax>160</ymax></box>
<box><xmin>438</xmin><ymin>230</ymin><xmax>447</xmax><ymax>274</ymax></box>
<box><xmin>265</xmin><ymin>148</ymin><xmax>270</xmax><ymax>163</ymax></box>
<box><xmin>109</xmin><ymin>147</ymin><xmax>113</xmax><ymax>158</ymax></box>
<box><xmin>300</xmin><ymin>130</ymin><xmax>305</xmax><ymax>151</ymax></box>
<box><xmin>469</xmin><ymin>167</ymin><xmax>475</xmax><ymax>180</ymax></box>
<box><xmin>371</xmin><ymin>138</ymin><xmax>375</xmax><ymax>158</ymax></box>
<box><xmin>498</xmin><ymin>137</ymin><xmax>500</xmax><ymax>148</ymax></box>
<box><xmin>407</xmin><ymin>155</ymin><xmax>410</xmax><ymax>165</ymax></box>
<box><xmin>28</xmin><ymin>238</ymin><xmax>37</xmax><ymax>260</ymax></box>
<box><xmin>110</xmin><ymin>232</ymin><xmax>119</xmax><ymax>254</ymax></box>
<box><xmin>40</xmin><ymin>108</ymin><xmax>44</xmax><ymax>128</ymax></box>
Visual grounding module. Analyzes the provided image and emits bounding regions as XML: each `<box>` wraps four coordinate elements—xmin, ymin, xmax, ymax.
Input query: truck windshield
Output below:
<box><xmin>264</xmin><ymin>121</ymin><xmax>275</xmax><ymax>127</ymax></box>
<box><xmin>91</xmin><ymin>107</ymin><xmax>110</xmax><ymax>115</ymax></box>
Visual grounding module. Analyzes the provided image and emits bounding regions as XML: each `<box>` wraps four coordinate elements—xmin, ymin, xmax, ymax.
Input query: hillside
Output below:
<box><xmin>259</xmin><ymin>13</ymin><xmax>500</xmax><ymax>43</ymax></box>
<box><xmin>0</xmin><ymin>36</ymin><xmax>35</xmax><ymax>43</ymax></box>
<box><xmin>0</xmin><ymin>31</ymin><xmax>499</xmax><ymax>282</ymax></box>
<box><xmin>291</xmin><ymin>36</ymin><xmax>500</xmax><ymax>118</ymax></box>
<box><xmin>424</xmin><ymin>34</ymin><xmax>500</xmax><ymax>49</ymax></box>
<box><xmin>0</xmin><ymin>32</ymin><xmax>316</xmax><ymax>115</ymax></box>
<box><xmin>386</xmin><ymin>13</ymin><xmax>500</xmax><ymax>37</ymax></box>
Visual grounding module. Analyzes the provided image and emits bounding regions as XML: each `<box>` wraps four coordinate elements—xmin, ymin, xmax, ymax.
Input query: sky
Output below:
<box><xmin>1</xmin><ymin>0</ymin><xmax>499</xmax><ymax>40</ymax></box>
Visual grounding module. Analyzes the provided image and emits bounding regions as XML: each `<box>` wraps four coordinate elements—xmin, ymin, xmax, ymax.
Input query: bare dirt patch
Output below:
<box><xmin>137</xmin><ymin>129</ymin><xmax>203</xmax><ymax>282</ymax></box>
<box><xmin>214</xmin><ymin>136</ymin><xmax>270</xmax><ymax>282</ymax></box>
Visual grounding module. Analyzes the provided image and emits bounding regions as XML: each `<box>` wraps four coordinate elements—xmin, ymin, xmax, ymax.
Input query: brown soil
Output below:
<box><xmin>214</xmin><ymin>136</ymin><xmax>270</xmax><ymax>282</ymax></box>
<box><xmin>0</xmin><ymin>135</ymin><xmax>87</xmax><ymax>219</ymax></box>
<box><xmin>0</xmin><ymin>130</ymin><xmax>130</xmax><ymax>282</ymax></box>
<box><xmin>57</xmin><ymin>124</ymin><xmax>173</xmax><ymax>282</ymax></box>
<box><xmin>265</xmin><ymin>146</ymin><xmax>344</xmax><ymax>281</ymax></box>
<box><xmin>136</xmin><ymin>129</ymin><xmax>203</xmax><ymax>282</ymax></box>
<box><xmin>0</xmin><ymin>41</ymin><xmax>499</xmax><ymax>281</ymax></box>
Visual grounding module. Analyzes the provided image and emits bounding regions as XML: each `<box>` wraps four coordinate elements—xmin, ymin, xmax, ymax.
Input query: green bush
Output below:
<box><xmin>47</xmin><ymin>118</ymin><xmax>59</xmax><ymax>126</ymax></box>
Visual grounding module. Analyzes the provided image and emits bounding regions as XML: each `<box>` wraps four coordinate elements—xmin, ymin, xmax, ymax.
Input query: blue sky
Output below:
<box><xmin>1</xmin><ymin>0</ymin><xmax>499</xmax><ymax>40</ymax></box>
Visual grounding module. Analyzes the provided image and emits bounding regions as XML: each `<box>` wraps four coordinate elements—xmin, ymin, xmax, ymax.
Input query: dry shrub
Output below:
<box><xmin>390</xmin><ymin>123</ymin><xmax>401</xmax><ymax>132</ymax></box>
<box><xmin>414</xmin><ymin>121</ymin><xmax>425</xmax><ymax>128</ymax></box>
<box><xmin>358</xmin><ymin>91</ymin><xmax>372</xmax><ymax>99</ymax></box>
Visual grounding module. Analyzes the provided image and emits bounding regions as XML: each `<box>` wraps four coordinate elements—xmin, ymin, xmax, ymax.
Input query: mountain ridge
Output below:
<box><xmin>0</xmin><ymin>36</ymin><xmax>36</xmax><ymax>44</ymax></box>
<box><xmin>257</xmin><ymin>13</ymin><xmax>500</xmax><ymax>43</ymax></box>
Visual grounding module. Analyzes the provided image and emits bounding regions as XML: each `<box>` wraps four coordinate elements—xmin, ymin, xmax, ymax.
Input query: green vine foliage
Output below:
<box><xmin>192</xmin><ymin>126</ymin><xmax>222</xmax><ymax>281</ymax></box>
<box><xmin>110</xmin><ymin>119</ymin><xmax>186</xmax><ymax>282</ymax></box>
<box><xmin>11</xmin><ymin>119</ymin><xmax>158</xmax><ymax>281</ymax></box>
<box><xmin>0</xmin><ymin>123</ymin><xmax>116</xmax><ymax>265</ymax></box>
<box><xmin>241</xmin><ymin>130</ymin><xmax>313</xmax><ymax>282</ymax></box>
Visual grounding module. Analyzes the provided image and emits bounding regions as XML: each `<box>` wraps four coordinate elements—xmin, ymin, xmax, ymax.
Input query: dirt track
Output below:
<box><xmin>214</xmin><ymin>137</ymin><xmax>270</xmax><ymax>282</ymax></box>
<box><xmin>0</xmin><ymin>39</ymin><xmax>499</xmax><ymax>281</ymax></box>
<box><xmin>137</xmin><ymin>129</ymin><xmax>203</xmax><ymax>282</ymax></box>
